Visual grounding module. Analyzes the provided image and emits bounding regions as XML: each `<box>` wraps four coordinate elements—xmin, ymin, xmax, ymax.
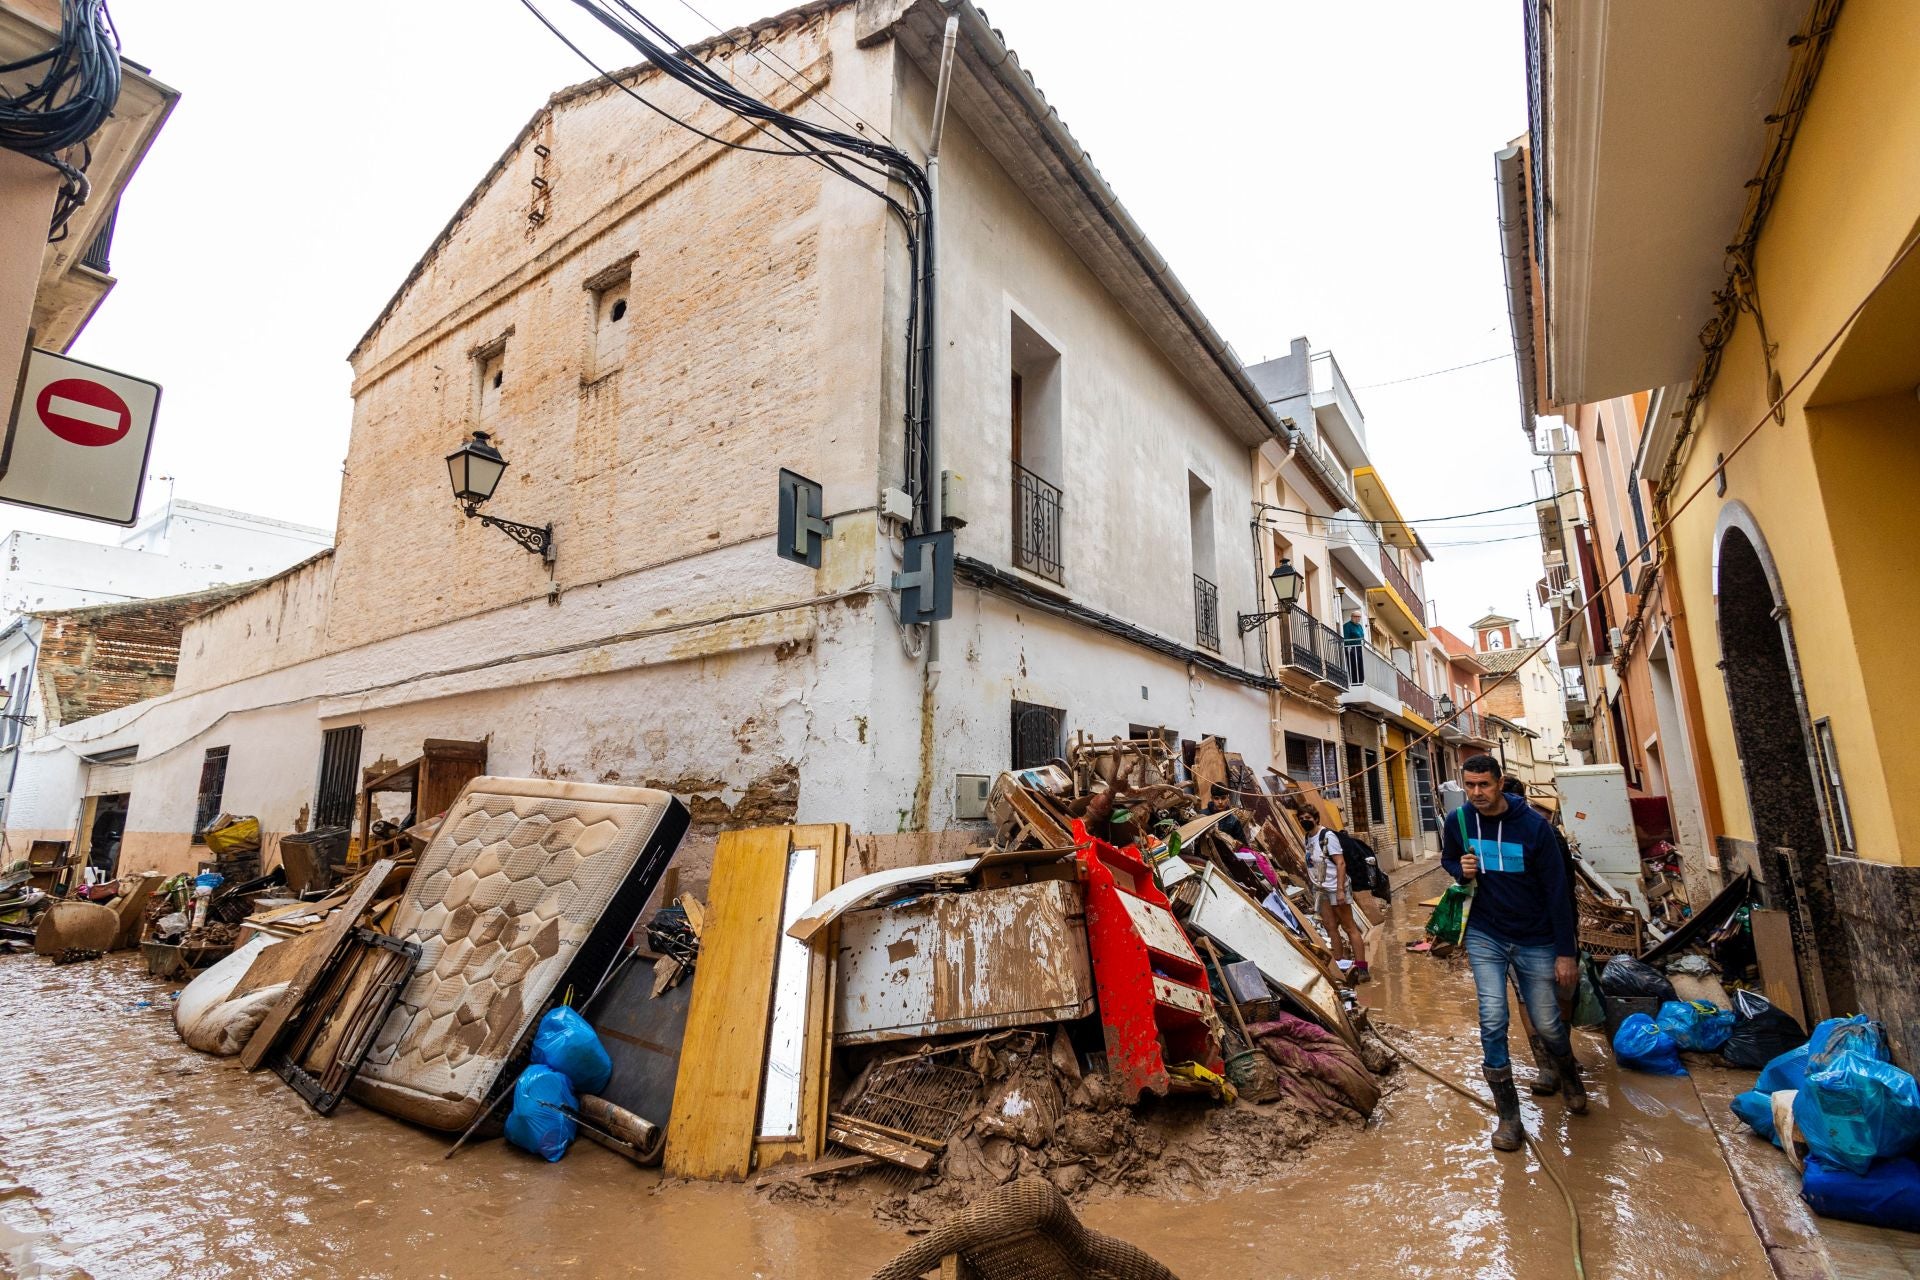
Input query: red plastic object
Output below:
<box><xmin>1073</xmin><ymin>822</ymin><xmax>1222</xmax><ymax>1101</ymax></box>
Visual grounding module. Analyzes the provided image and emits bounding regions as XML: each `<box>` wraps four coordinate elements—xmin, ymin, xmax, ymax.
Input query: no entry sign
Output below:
<box><xmin>1</xmin><ymin>348</ymin><xmax>160</xmax><ymax>525</ymax></box>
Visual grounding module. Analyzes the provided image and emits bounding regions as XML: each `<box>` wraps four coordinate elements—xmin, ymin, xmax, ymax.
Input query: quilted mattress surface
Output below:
<box><xmin>350</xmin><ymin>776</ymin><xmax>686</xmax><ymax>1130</ymax></box>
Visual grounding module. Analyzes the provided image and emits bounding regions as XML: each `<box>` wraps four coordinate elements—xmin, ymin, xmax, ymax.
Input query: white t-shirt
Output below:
<box><xmin>1306</xmin><ymin>828</ymin><xmax>1346</xmax><ymax>900</ymax></box>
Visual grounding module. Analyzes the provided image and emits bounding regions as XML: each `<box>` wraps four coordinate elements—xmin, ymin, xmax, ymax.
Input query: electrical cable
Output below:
<box><xmin>1351</xmin><ymin>351</ymin><xmax>1512</xmax><ymax>390</ymax></box>
<box><xmin>1367</xmin><ymin>1022</ymin><xmax>1587</xmax><ymax>1280</ymax></box>
<box><xmin>537</xmin><ymin>0</ymin><xmax>939</xmax><ymax>534</ymax></box>
<box><xmin>668</xmin><ymin>0</ymin><xmax>899</xmax><ymax>146</ymax></box>
<box><xmin>0</xmin><ymin>0</ymin><xmax>122</xmax><ymax>241</ymax></box>
<box><xmin>1252</xmin><ymin>489</ymin><xmax>1582</xmax><ymax>525</ymax></box>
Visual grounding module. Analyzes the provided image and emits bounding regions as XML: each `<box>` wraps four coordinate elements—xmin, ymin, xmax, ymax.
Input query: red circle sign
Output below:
<box><xmin>36</xmin><ymin>377</ymin><xmax>131</xmax><ymax>447</ymax></box>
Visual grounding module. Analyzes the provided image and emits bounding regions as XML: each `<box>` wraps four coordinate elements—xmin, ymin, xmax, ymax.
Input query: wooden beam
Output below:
<box><xmin>664</xmin><ymin>828</ymin><xmax>793</xmax><ymax>1180</ymax></box>
<box><xmin>826</xmin><ymin>1123</ymin><xmax>936</xmax><ymax>1173</ymax></box>
<box><xmin>239</xmin><ymin>859</ymin><xmax>395</xmax><ymax>1072</ymax></box>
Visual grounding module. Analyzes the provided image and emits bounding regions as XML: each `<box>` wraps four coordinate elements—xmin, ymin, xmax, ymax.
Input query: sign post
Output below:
<box><xmin>0</xmin><ymin>348</ymin><xmax>161</xmax><ymax>525</ymax></box>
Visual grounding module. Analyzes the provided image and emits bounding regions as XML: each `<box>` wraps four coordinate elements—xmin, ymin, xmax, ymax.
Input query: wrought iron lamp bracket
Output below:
<box><xmin>463</xmin><ymin>502</ymin><xmax>556</xmax><ymax>563</ymax></box>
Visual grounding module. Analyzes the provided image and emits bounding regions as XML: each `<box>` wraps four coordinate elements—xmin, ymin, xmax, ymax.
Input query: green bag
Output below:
<box><xmin>1424</xmin><ymin>882</ymin><xmax>1476</xmax><ymax>945</ymax></box>
<box><xmin>1572</xmin><ymin>954</ymin><xmax>1607</xmax><ymax>1028</ymax></box>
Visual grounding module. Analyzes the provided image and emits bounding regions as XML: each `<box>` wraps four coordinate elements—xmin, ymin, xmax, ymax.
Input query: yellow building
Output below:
<box><xmin>1510</xmin><ymin>0</ymin><xmax>1920</xmax><ymax>1058</ymax></box>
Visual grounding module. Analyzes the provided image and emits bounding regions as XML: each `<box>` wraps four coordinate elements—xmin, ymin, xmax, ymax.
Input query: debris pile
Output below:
<box><xmin>31</xmin><ymin>726</ymin><xmax>1398</xmax><ymax>1237</ymax></box>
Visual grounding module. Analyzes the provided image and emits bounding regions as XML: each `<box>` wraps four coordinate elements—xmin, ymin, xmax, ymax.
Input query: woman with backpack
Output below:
<box><xmin>1302</xmin><ymin>808</ymin><xmax>1369</xmax><ymax>984</ymax></box>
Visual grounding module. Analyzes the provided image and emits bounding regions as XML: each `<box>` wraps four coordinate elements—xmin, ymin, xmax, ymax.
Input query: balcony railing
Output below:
<box><xmin>1193</xmin><ymin>574</ymin><xmax>1219</xmax><ymax>652</ymax></box>
<box><xmin>1276</xmin><ymin>609</ymin><xmax>1350</xmax><ymax>687</ymax></box>
<box><xmin>1397</xmin><ymin>670</ymin><xmax>1436</xmax><ymax>724</ymax></box>
<box><xmin>1013</xmin><ymin>462</ymin><xmax>1063</xmax><ymax>584</ymax></box>
<box><xmin>1346</xmin><ymin>643</ymin><xmax>1400</xmax><ymax>700</ymax></box>
<box><xmin>1378</xmin><ymin>548</ymin><xmax>1427</xmax><ymax>627</ymax></box>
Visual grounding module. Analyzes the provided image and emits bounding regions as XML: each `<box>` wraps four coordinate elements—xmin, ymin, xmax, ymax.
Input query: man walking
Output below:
<box><xmin>1302</xmin><ymin>808</ymin><xmax>1368</xmax><ymax>983</ymax></box>
<box><xmin>1441</xmin><ymin>753</ymin><xmax>1584</xmax><ymax>1150</ymax></box>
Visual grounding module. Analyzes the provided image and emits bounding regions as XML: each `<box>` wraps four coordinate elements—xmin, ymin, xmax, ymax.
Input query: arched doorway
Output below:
<box><xmin>1715</xmin><ymin>513</ymin><xmax>1857</xmax><ymax>1019</ymax></box>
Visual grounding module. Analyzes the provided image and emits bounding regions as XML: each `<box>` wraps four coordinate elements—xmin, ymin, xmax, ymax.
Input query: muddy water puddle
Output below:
<box><xmin>1</xmin><ymin>870</ymin><xmax>1771</xmax><ymax>1278</ymax></box>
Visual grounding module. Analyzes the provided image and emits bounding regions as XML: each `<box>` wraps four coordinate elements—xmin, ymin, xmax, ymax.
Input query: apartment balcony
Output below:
<box><xmin>1270</xmin><ymin>608</ymin><xmax>1349</xmax><ymax>691</ymax></box>
<box><xmin>1351</xmin><ymin>466</ymin><xmax>1417</xmax><ymax>551</ymax></box>
<box><xmin>1193</xmin><ymin>574</ymin><xmax>1220</xmax><ymax>653</ymax></box>
<box><xmin>1397</xmin><ymin>670</ymin><xmax>1437</xmax><ymax>731</ymax></box>
<box><xmin>1439</xmin><ymin>706</ymin><xmax>1497</xmax><ymax>747</ymax></box>
<box><xmin>1367</xmin><ymin>549</ymin><xmax>1429</xmax><ymax>645</ymax></box>
<box><xmin>1328</xmin><ymin>515</ymin><xmax>1386</xmax><ymax>590</ymax></box>
<box><xmin>1012</xmin><ymin>462</ymin><xmax>1064</xmax><ymax>585</ymax></box>
<box><xmin>1309</xmin><ymin>350</ymin><xmax>1368</xmax><ymax>469</ymax></box>
<box><xmin>1338</xmin><ymin>643</ymin><xmax>1403</xmax><ymax>719</ymax></box>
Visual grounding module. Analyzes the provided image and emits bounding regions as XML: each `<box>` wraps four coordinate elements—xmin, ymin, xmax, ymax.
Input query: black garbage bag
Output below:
<box><xmin>1720</xmin><ymin>988</ymin><xmax>1809</xmax><ymax>1069</ymax></box>
<box><xmin>1600</xmin><ymin>955</ymin><xmax>1678</xmax><ymax>1003</ymax></box>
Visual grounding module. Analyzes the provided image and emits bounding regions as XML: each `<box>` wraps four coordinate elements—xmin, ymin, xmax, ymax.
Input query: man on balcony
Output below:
<box><xmin>1442</xmin><ymin>753</ymin><xmax>1584</xmax><ymax>1152</ymax></box>
<box><xmin>1342</xmin><ymin>609</ymin><xmax>1366</xmax><ymax>684</ymax></box>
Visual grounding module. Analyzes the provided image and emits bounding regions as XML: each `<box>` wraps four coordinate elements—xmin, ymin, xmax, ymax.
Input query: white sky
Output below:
<box><xmin>25</xmin><ymin>0</ymin><xmax>1546</xmax><ymax>638</ymax></box>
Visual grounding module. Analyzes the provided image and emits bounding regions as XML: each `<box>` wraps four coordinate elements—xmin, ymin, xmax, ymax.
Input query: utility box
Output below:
<box><xmin>1555</xmin><ymin>764</ymin><xmax>1646</xmax><ymax>914</ymax></box>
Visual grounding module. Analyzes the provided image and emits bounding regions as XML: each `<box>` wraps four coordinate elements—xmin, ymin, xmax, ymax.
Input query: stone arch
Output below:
<box><xmin>1713</xmin><ymin>503</ymin><xmax>1856</xmax><ymax>1018</ymax></box>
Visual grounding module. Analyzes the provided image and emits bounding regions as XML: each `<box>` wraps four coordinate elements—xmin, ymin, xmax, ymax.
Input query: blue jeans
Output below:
<box><xmin>1464</xmin><ymin>928</ymin><xmax>1571</xmax><ymax>1070</ymax></box>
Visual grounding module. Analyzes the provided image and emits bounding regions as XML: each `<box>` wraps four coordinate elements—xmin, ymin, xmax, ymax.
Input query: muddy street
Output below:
<box><xmin>0</xmin><ymin>866</ymin><xmax>1781</xmax><ymax>1280</ymax></box>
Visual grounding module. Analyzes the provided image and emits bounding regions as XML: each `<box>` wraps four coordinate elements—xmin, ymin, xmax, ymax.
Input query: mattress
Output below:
<box><xmin>349</xmin><ymin>776</ymin><xmax>688</xmax><ymax>1130</ymax></box>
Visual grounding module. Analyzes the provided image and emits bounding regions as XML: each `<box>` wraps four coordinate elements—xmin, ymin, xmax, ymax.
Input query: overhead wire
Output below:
<box><xmin>1252</xmin><ymin>489</ymin><xmax>1581</xmax><ymax>525</ymax></box>
<box><xmin>668</xmin><ymin>0</ymin><xmax>899</xmax><ymax>146</ymax></box>
<box><xmin>1351</xmin><ymin>351</ymin><xmax>1512</xmax><ymax>390</ymax></box>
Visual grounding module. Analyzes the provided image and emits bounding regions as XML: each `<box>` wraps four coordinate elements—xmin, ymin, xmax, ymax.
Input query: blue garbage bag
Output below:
<box><xmin>1757</xmin><ymin>1045</ymin><xmax>1811</xmax><ymax>1096</ymax></box>
<box><xmin>1801</xmin><ymin>1154</ymin><xmax>1920</xmax><ymax>1233</ymax></box>
<box><xmin>504</xmin><ymin>1065</ymin><xmax>578</xmax><ymax>1162</ymax></box>
<box><xmin>1730</xmin><ymin>1089</ymin><xmax>1779</xmax><ymax>1144</ymax></box>
<box><xmin>1613</xmin><ymin>1012</ymin><xmax>1687</xmax><ymax>1076</ymax></box>
<box><xmin>531</xmin><ymin>1006</ymin><xmax>613</xmax><ymax>1095</ymax></box>
<box><xmin>1657</xmin><ymin>999</ymin><xmax>1736</xmax><ymax>1052</ymax></box>
<box><xmin>1807</xmin><ymin>1014</ymin><xmax>1887</xmax><ymax>1073</ymax></box>
<box><xmin>1793</xmin><ymin>1052</ymin><xmax>1920</xmax><ymax>1176</ymax></box>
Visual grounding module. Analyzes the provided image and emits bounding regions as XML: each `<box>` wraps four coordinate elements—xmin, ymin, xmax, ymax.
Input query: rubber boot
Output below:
<box><xmin>1526</xmin><ymin>1032</ymin><xmax>1561</xmax><ymax>1096</ymax></box>
<box><xmin>1484</xmin><ymin>1066</ymin><xmax>1525</xmax><ymax>1152</ymax></box>
<box><xmin>1553</xmin><ymin>1049</ymin><xmax>1588</xmax><ymax>1115</ymax></box>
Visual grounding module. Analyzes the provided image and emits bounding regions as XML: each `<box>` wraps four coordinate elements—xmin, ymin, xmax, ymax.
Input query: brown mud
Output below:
<box><xmin>0</xmin><ymin>864</ymin><xmax>1774</xmax><ymax>1279</ymax></box>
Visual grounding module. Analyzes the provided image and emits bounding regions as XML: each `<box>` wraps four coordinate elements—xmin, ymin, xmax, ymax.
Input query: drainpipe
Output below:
<box><xmin>2</xmin><ymin>621</ymin><xmax>41</xmax><ymax>833</ymax></box>
<box><xmin>923</xmin><ymin>9</ymin><xmax>959</xmax><ymax>673</ymax></box>
<box><xmin>910</xmin><ymin>12</ymin><xmax>961</xmax><ymax>832</ymax></box>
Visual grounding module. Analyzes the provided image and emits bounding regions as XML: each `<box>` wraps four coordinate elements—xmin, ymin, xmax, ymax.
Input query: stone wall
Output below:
<box><xmin>36</xmin><ymin>585</ymin><xmax>256</xmax><ymax>724</ymax></box>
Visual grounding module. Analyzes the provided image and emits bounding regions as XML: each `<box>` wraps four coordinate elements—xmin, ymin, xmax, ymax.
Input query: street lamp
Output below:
<box><xmin>0</xmin><ymin>684</ymin><xmax>33</xmax><ymax>730</ymax></box>
<box><xmin>1238</xmin><ymin>557</ymin><xmax>1305</xmax><ymax>634</ymax></box>
<box><xmin>445</xmin><ymin>431</ymin><xmax>555</xmax><ymax>562</ymax></box>
<box><xmin>1436</xmin><ymin>693</ymin><xmax>1456</xmax><ymax>722</ymax></box>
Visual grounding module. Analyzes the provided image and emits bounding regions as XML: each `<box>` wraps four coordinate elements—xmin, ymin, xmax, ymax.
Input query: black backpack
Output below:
<box><xmin>1338</xmin><ymin>831</ymin><xmax>1391</xmax><ymax>903</ymax></box>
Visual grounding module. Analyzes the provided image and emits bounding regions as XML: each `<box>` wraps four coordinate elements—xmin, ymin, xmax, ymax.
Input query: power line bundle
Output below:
<box><xmin>524</xmin><ymin>0</ymin><xmax>938</xmax><ymax>530</ymax></box>
<box><xmin>0</xmin><ymin>0</ymin><xmax>122</xmax><ymax>241</ymax></box>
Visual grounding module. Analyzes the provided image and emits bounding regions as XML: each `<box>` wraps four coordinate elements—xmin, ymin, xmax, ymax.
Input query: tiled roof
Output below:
<box><xmin>1476</xmin><ymin>648</ymin><xmax>1532</xmax><ymax>674</ymax></box>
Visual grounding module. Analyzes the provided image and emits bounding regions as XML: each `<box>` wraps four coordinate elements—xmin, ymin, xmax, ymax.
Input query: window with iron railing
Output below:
<box><xmin>1012</xmin><ymin>463</ymin><xmax>1064</xmax><ymax>584</ymax></box>
<box><xmin>1192</xmin><ymin>575</ymin><xmax>1219</xmax><ymax>652</ymax></box>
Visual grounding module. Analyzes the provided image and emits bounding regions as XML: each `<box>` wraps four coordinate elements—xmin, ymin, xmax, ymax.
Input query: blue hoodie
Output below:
<box><xmin>1440</xmin><ymin>796</ymin><xmax>1576</xmax><ymax>956</ymax></box>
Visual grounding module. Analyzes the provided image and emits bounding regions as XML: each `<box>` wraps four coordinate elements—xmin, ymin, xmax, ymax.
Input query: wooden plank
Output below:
<box><xmin>750</xmin><ymin>1152</ymin><xmax>878</xmax><ymax>1186</ymax></box>
<box><xmin>1750</xmin><ymin>908</ymin><xmax>1808</xmax><ymax>1030</ymax></box>
<box><xmin>240</xmin><ymin>859</ymin><xmax>394</xmax><ymax>1072</ymax></box>
<box><xmin>230</xmin><ymin>929</ymin><xmax>325</xmax><ymax>1000</ymax></box>
<box><xmin>826</xmin><ymin>1123</ymin><xmax>936</xmax><ymax>1173</ymax></box>
<box><xmin>664</xmin><ymin>828</ymin><xmax>793</xmax><ymax>1181</ymax></box>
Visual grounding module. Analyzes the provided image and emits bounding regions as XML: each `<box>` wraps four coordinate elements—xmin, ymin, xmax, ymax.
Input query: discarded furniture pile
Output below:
<box><xmin>142</xmin><ymin>734</ymin><xmax>1389</xmax><ymax>1244</ymax></box>
<box><xmin>663</xmin><ymin>732</ymin><xmax>1386</xmax><ymax>1217</ymax></box>
<box><xmin>2</xmin><ymin>865</ymin><xmax>160</xmax><ymax>963</ymax></box>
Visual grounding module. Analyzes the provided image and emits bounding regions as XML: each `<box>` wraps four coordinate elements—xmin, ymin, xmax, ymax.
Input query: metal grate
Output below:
<box><xmin>193</xmin><ymin>746</ymin><xmax>229</xmax><ymax>840</ymax></box>
<box><xmin>1012</xmin><ymin>462</ymin><xmax>1064</xmax><ymax>584</ymax></box>
<box><xmin>314</xmin><ymin>725</ymin><xmax>363</xmax><ymax>829</ymax></box>
<box><xmin>1192</xmin><ymin>574</ymin><xmax>1219</xmax><ymax>651</ymax></box>
<box><xmin>1011</xmin><ymin>700</ymin><xmax>1066</xmax><ymax>770</ymax></box>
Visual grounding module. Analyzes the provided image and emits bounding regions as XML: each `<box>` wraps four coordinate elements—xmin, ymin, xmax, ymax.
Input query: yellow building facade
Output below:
<box><xmin>1509</xmin><ymin>0</ymin><xmax>1920</xmax><ymax>1058</ymax></box>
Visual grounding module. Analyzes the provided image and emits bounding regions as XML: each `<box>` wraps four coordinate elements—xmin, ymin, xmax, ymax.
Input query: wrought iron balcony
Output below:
<box><xmin>1397</xmin><ymin>670</ymin><xmax>1437</xmax><ymax>724</ymax></box>
<box><xmin>1012</xmin><ymin>462</ymin><xmax>1063</xmax><ymax>584</ymax></box>
<box><xmin>1278</xmin><ymin>609</ymin><xmax>1350</xmax><ymax>687</ymax></box>
<box><xmin>1379</xmin><ymin>548</ymin><xmax>1427</xmax><ymax>629</ymax></box>
<box><xmin>1193</xmin><ymin>574</ymin><xmax>1220</xmax><ymax>652</ymax></box>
